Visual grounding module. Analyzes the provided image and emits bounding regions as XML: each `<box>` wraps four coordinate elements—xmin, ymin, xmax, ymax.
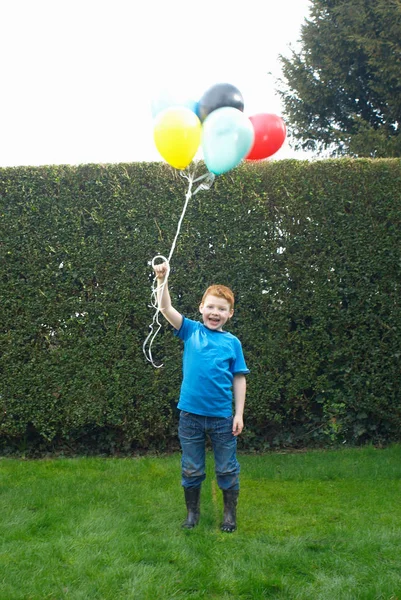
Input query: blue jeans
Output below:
<box><xmin>178</xmin><ymin>411</ymin><xmax>240</xmax><ymax>491</ymax></box>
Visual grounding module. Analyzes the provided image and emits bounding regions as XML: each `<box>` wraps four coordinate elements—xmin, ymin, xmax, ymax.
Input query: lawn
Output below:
<box><xmin>0</xmin><ymin>445</ymin><xmax>400</xmax><ymax>599</ymax></box>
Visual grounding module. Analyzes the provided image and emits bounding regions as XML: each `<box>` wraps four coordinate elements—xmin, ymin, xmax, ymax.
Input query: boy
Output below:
<box><xmin>153</xmin><ymin>262</ymin><xmax>249</xmax><ymax>533</ymax></box>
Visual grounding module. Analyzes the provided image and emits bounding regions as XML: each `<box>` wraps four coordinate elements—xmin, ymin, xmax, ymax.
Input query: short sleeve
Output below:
<box><xmin>231</xmin><ymin>337</ymin><xmax>250</xmax><ymax>375</ymax></box>
<box><xmin>173</xmin><ymin>316</ymin><xmax>196</xmax><ymax>341</ymax></box>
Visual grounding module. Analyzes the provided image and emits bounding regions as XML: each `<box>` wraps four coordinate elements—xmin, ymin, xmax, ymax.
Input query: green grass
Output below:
<box><xmin>1</xmin><ymin>445</ymin><xmax>400</xmax><ymax>600</ymax></box>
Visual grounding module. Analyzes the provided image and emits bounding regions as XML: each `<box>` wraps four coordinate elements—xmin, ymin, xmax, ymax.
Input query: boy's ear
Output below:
<box><xmin>199</xmin><ymin>302</ymin><xmax>204</xmax><ymax>314</ymax></box>
<box><xmin>229</xmin><ymin>308</ymin><xmax>234</xmax><ymax>319</ymax></box>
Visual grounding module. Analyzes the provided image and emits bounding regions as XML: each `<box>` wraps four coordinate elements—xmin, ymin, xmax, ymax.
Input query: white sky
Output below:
<box><xmin>0</xmin><ymin>0</ymin><xmax>313</xmax><ymax>168</ymax></box>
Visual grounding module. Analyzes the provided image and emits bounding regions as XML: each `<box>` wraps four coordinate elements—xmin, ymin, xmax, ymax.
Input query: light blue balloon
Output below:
<box><xmin>151</xmin><ymin>90</ymin><xmax>198</xmax><ymax>119</ymax></box>
<box><xmin>202</xmin><ymin>107</ymin><xmax>255</xmax><ymax>175</ymax></box>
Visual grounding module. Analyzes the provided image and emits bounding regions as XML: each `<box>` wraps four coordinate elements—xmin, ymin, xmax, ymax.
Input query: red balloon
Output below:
<box><xmin>246</xmin><ymin>113</ymin><xmax>287</xmax><ymax>160</ymax></box>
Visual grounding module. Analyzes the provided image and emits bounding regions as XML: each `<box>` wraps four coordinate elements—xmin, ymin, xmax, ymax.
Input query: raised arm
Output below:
<box><xmin>153</xmin><ymin>262</ymin><xmax>183</xmax><ymax>330</ymax></box>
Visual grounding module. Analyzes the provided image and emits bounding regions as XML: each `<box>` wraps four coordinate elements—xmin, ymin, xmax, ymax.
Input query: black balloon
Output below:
<box><xmin>198</xmin><ymin>83</ymin><xmax>244</xmax><ymax>122</ymax></box>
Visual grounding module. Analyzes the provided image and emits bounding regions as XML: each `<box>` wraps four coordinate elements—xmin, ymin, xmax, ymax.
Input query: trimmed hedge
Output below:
<box><xmin>0</xmin><ymin>159</ymin><xmax>400</xmax><ymax>454</ymax></box>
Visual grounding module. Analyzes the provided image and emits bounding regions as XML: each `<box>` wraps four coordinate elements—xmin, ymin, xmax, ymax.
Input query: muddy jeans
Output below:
<box><xmin>178</xmin><ymin>411</ymin><xmax>240</xmax><ymax>491</ymax></box>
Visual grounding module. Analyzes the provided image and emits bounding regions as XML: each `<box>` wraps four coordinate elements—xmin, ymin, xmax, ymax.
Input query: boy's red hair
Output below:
<box><xmin>201</xmin><ymin>285</ymin><xmax>235</xmax><ymax>310</ymax></box>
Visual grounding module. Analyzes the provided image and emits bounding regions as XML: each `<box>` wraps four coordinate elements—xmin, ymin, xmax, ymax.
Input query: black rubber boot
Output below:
<box><xmin>182</xmin><ymin>486</ymin><xmax>201</xmax><ymax>529</ymax></box>
<box><xmin>221</xmin><ymin>489</ymin><xmax>239</xmax><ymax>533</ymax></box>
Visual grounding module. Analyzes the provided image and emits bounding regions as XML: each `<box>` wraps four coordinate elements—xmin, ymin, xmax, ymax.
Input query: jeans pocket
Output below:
<box><xmin>179</xmin><ymin>411</ymin><xmax>197</xmax><ymax>438</ymax></box>
<box><xmin>213</xmin><ymin>416</ymin><xmax>233</xmax><ymax>440</ymax></box>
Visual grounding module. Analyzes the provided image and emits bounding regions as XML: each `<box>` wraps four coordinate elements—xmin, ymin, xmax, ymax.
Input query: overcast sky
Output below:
<box><xmin>0</xmin><ymin>0</ymin><xmax>313</xmax><ymax>168</ymax></box>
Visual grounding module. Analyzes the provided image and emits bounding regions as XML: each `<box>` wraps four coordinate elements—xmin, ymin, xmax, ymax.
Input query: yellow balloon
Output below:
<box><xmin>153</xmin><ymin>107</ymin><xmax>201</xmax><ymax>169</ymax></box>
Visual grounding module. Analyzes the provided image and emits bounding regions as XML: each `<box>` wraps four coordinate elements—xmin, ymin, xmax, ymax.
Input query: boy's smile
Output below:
<box><xmin>199</xmin><ymin>294</ymin><xmax>234</xmax><ymax>331</ymax></box>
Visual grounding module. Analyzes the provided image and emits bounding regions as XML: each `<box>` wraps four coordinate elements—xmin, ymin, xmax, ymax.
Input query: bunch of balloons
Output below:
<box><xmin>152</xmin><ymin>82</ymin><xmax>287</xmax><ymax>175</ymax></box>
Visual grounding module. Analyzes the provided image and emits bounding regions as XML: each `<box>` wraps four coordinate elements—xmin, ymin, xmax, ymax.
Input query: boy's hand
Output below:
<box><xmin>153</xmin><ymin>261</ymin><xmax>169</xmax><ymax>280</ymax></box>
<box><xmin>232</xmin><ymin>415</ymin><xmax>244</xmax><ymax>437</ymax></box>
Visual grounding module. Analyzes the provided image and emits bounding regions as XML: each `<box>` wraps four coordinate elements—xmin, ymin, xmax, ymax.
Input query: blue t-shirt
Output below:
<box><xmin>174</xmin><ymin>317</ymin><xmax>249</xmax><ymax>417</ymax></box>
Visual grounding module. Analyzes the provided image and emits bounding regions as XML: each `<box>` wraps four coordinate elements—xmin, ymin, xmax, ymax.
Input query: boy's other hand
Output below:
<box><xmin>153</xmin><ymin>261</ymin><xmax>169</xmax><ymax>280</ymax></box>
<box><xmin>232</xmin><ymin>415</ymin><xmax>244</xmax><ymax>437</ymax></box>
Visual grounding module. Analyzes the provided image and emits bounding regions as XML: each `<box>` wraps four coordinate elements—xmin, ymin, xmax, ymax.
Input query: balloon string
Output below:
<box><xmin>143</xmin><ymin>168</ymin><xmax>215</xmax><ymax>368</ymax></box>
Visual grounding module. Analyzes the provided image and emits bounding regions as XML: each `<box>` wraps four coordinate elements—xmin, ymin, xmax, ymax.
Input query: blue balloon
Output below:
<box><xmin>202</xmin><ymin>107</ymin><xmax>255</xmax><ymax>175</ymax></box>
<box><xmin>151</xmin><ymin>90</ymin><xmax>198</xmax><ymax>119</ymax></box>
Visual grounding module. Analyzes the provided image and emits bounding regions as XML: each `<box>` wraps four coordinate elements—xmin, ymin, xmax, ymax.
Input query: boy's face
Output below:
<box><xmin>199</xmin><ymin>294</ymin><xmax>234</xmax><ymax>331</ymax></box>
